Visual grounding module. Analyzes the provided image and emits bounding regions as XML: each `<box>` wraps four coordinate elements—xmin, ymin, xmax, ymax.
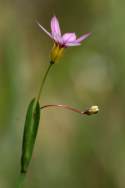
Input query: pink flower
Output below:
<box><xmin>37</xmin><ymin>16</ymin><xmax>91</xmax><ymax>48</ymax></box>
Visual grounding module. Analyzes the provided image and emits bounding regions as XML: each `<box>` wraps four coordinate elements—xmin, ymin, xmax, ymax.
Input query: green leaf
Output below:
<box><xmin>21</xmin><ymin>98</ymin><xmax>40</xmax><ymax>173</ymax></box>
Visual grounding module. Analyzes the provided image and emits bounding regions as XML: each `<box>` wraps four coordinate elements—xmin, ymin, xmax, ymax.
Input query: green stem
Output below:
<box><xmin>16</xmin><ymin>173</ymin><xmax>26</xmax><ymax>188</ymax></box>
<box><xmin>36</xmin><ymin>63</ymin><xmax>53</xmax><ymax>102</ymax></box>
<box><xmin>18</xmin><ymin>63</ymin><xmax>53</xmax><ymax>188</ymax></box>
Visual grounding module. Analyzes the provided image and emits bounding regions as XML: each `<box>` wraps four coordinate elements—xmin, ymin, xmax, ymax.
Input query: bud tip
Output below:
<box><xmin>85</xmin><ymin>105</ymin><xmax>99</xmax><ymax>115</ymax></box>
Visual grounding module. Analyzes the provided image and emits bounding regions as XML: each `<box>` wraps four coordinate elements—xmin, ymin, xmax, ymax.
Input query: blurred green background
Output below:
<box><xmin>0</xmin><ymin>0</ymin><xmax>125</xmax><ymax>188</ymax></box>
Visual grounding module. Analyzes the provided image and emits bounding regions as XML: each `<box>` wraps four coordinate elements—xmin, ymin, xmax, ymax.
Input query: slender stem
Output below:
<box><xmin>16</xmin><ymin>173</ymin><xmax>26</xmax><ymax>188</ymax></box>
<box><xmin>40</xmin><ymin>104</ymin><xmax>87</xmax><ymax>115</ymax></box>
<box><xmin>36</xmin><ymin>63</ymin><xmax>53</xmax><ymax>102</ymax></box>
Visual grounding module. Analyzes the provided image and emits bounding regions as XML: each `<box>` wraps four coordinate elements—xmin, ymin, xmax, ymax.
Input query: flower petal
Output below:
<box><xmin>63</xmin><ymin>33</ymin><xmax>76</xmax><ymax>43</ymax></box>
<box><xmin>76</xmin><ymin>32</ymin><xmax>92</xmax><ymax>43</ymax></box>
<box><xmin>51</xmin><ymin>16</ymin><xmax>61</xmax><ymax>36</ymax></box>
<box><xmin>65</xmin><ymin>42</ymin><xmax>81</xmax><ymax>47</ymax></box>
<box><xmin>36</xmin><ymin>21</ymin><xmax>52</xmax><ymax>39</ymax></box>
<box><xmin>53</xmin><ymin>34</ymin><xmax>63</xmax><ymax>44</ymax></box>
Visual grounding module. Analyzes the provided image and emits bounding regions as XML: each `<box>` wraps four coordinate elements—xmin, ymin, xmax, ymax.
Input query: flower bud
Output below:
<box><xmin>84</xmin><ymin>105</ymin><xmax>99</xmax><ymax>115</ymax></box>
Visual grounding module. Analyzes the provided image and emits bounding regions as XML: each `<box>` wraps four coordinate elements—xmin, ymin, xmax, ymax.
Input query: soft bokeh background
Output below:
<box><xmin>0</xmin><ymin>0</ymin><xmax>125</xmax><ymax>187</ymax></box>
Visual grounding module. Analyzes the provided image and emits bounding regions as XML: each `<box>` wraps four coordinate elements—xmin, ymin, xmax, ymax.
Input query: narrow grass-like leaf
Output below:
<box><xmin>21</xmin><ymin>98</ymin><xmax>40</xmax><ymax>173</ymax></box>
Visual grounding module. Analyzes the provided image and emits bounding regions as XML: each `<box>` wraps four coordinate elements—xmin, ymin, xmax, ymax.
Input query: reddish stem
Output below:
<box><xmin>40</xmin><ymin>104</ymin><xmax>87</xmax><ymax>115</ymax></box>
